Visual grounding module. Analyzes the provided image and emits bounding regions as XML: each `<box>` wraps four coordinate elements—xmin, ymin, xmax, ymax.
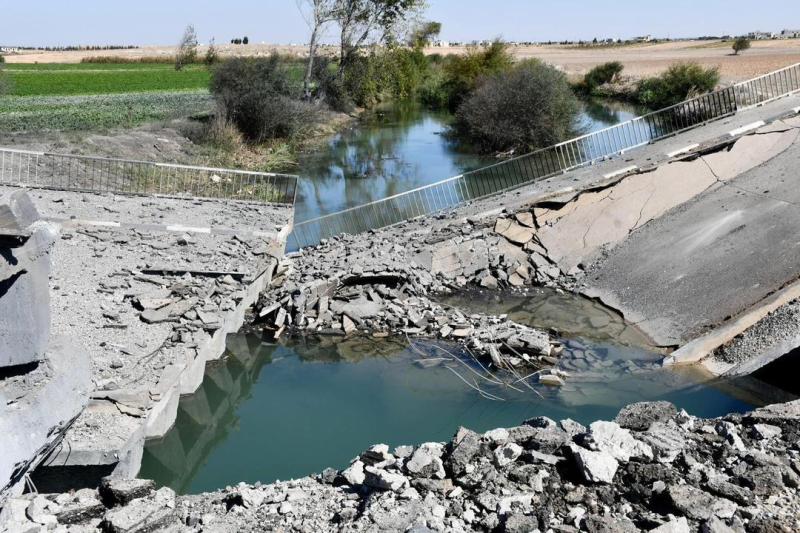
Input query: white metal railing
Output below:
<box><xmin>0</xmin><ymin>149</ymin><xmax>298</xmax><ymax>205</ymax></box>
<box><xmin>289</xmin><ymin>62</ymin><xmax>800</xmax><ymax>250</ymax></box>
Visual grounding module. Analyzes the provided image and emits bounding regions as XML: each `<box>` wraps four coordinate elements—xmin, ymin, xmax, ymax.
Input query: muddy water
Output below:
<box><xmin>140</xmin><ymin>290</ymin><xmax>779</xmax><ymax>494</ymax></box>
<box><xmin>439</xmin><ymin>288</ymin><xmax>656</xmax><ymax>349</ymax></box>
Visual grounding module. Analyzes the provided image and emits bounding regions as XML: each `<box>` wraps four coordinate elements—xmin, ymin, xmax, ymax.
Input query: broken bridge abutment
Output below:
<box><xmin>0</xmin><ymin>183</ymin><xmax>295</xmax><ymax>497</ymax></box>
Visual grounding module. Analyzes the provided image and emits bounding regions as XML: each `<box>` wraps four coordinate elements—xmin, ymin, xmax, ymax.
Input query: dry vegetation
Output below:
<box><xmin>9</xmin><ymin>39</ymin><xmax>798</xmax><ymax>83</ymax></box>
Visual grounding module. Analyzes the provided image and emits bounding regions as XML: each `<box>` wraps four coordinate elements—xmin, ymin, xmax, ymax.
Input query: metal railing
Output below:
<box><xmin>0</xmin><ymin>149</ymin><xmax>298</xmax><ymax>205</ymax></box>
<box><xmin>289</xmin><ymin>62</ymin><xmax>800</xmax><ymax>250</ymax></box>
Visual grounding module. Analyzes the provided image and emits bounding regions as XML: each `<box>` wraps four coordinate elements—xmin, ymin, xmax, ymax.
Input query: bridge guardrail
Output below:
<box><xmin>0</xmin><ymin>149</ymin><xmax>298</xmax><ymax>206</ymax></box>
<box><xmin>289</xmin><ymin>62</ymin><xmax>800</xmax><ymax>250</ymax></box>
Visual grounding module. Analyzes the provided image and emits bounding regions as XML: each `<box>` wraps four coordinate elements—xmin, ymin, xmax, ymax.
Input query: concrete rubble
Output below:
<box><xmin>0</xmin><ymin>187</ymin><xmax>293</xmax><ymax>499</ymax></box>
<box><xmin>6</xmin><ymin>400</ymin><xmax>800</xmax><ymax>532</ymax></box>
<box><xmin>253</xmin><ymin>226</ymin><xmax>564</xmax><ymax>372</ymax></box>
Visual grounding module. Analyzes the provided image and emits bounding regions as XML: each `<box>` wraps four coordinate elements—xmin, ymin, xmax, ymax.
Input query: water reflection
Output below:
<box><xmin>294</xmin><ymin>99</ymin><xmax>645</xmax><ymax>223</ymax></box>
<box><xmin>295</xmin><ymin>101</ymin><xmax>493</xmax><ymax>222</ymax></box>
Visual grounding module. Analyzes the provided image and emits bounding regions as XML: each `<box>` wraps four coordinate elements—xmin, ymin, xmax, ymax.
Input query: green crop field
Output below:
<box><xmin>4</xmin><ymin>63</ymin><xmax>211</xmax><ymax>96</ymax></box>
<box><xmin>0</xmin><ymin>61</ymin><xmax>307</xmax><ymax>132</ymax></box>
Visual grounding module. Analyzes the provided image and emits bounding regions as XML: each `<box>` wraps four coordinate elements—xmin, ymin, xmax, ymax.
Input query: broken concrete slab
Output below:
<box><xmin>0</xmin><ymin>190</ymin><xmax>40</xmax><ymax>237</ymax></box>
<box><xmin>495</xmin><ymin>218</ymin><xmax>535</xmax><ymax>245</ymax></box>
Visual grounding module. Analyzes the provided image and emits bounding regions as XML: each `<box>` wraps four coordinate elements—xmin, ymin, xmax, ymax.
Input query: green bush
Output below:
<box><xmin>454</xmin><ymin>59</ymin><xmax>580</xmax><ymax>153</ymax></box>
<box><xmin>637</xmin><ymin>62</ymin><xmax>720</xmax><ymax>109</ymax></box>
<box><xmin>340</xmin><ymin>47</ymin><xmax>429</xmax><ymax>109</ymax></box>
<box><xmin>418</xmin><ymin>62</ymin><xmax>450</xmax><ymax>109</ymax></box>
<box><xmin>210</xmin><ymin>56</ymin><xmax>317</xmax><ymax>142</ymax></box>
<box><xmin>583</xmin><ymin>61</ymin><xmax>624</xmax><ymax>90</ymax></box>
<box><xmin>732</xmin><ymin>37</ymin><xmax>751</xmax><ymax>55</ymax></box>
<box><xmin>438</xmin><ymin>41</ymin><xmax>514</xmax><ymax>110</ymax></box>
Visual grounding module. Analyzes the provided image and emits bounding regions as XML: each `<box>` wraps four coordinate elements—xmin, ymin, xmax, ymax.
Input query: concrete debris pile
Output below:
<box><xmin>26</xmin><ymin>199</ymin><xmax>290</xmax><ymax>489</ymax></box>
<box><xmin>10</xmin><ymin>400</ymin><xmax>800</xmax><ymax>532</ymax></box>
<box><xmin>255</xmin><ymin>233</ymin><xmax>562</xmax><ymax>367</ymax></box>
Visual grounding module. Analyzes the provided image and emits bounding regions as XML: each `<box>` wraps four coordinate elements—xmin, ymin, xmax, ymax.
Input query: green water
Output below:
<box><xmin>140</xmin><ymin>290</ymin><xmax>782</xmax><ymax>494</ymax></box>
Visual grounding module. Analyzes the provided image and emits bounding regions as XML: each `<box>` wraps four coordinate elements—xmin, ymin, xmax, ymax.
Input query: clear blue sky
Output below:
<box><xmin>1</xmin><ymin>0</ymin><xmax>798</xmax><ymax>47</ymax></box>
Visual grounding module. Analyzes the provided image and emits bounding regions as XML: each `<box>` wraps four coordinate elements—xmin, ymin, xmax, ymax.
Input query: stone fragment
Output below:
<box><xmin>364</xmin><ymin>467</ymin><xmax>409</xmax><ymax>492</ymax></box>
<box><xmin>237</xmin><ymin>487</ymin><xmax>265</xmax><ymax>509</ymax></box>
<box><xmin>615</xmin><ymin>401</ymin><xmax>678</xmax><ymax>431</ymax></box>
<box><xmin>568</xmin><ymin>444</ymin><xmax>618</xmax><ymax>484</ymax></box>
<box><xmin>342</xmin><ymin>315</ymin><xmax>357</xmax><ymax>335</ymax></box>
<box><xmin>99</xmin><ymin>477</ymin><xmax>156</xmax><ymax>507</ymax></box>
<box><xmin>494</xmin><ymin>219</ymin><xmax>535</xmax><ymax>245</ymax></box>
<box><xmin>503</xmin><ymin>512</ymin><xmax>539</xmax><ymax>533</ymax></box>
<box><xmin>26</xmin><ymin>495</ymin><xmax>57</xmax><ymax>526</ymax></box>
<box><xmin>448</xmin><ymin>428</ymin><xmax>481</xmax><ymax>476</ymax></box>
<box><xmin>700</xmin><ymin>517</ymin><xmax>737</xmax><ymax>533</ymax></box>
<box><xmin>405</xmin><ymin>443</ymin><xmax>446</xmax><ymax>479</ymax></box>
<box><xmin>586</xmin><ymin>421</ymin><xmax>653</xmax><ymax>462</ymax></box>
<box><xmin>494</xmin><ymin>443</ymin><xmax>523</xmax><ymax>467</ymax></box>
<box><xmin>667</xmin><ymin>484</ymin><xmax>737</xmax><ymax>520</ymax></box>
<box><xmin>0</xmin><ymin>190</ymin><xmax>39</xmax><ymax>234</ymax></box>
<box><xmin>539</xmin><ymin>374</ymin><xmax>564</xmax><ymax>387</ymax></box>
<box><xmin>100</xmin><ymin>496</ymin><xmax>175</xmax><ymax>533</ymax></box>
<box><xmin>753</xmin><ymin>424</ymin><xmax>782</xmax><ymax>440</ymax></box>
<box><xmin>649</xmin><ymin>517</ymin><xmax>690</xmax><ymax>533</ymax></box>
<box><xmin>361</xmin><ymin>444</ymin><xmax>393</xmax><ymax>465</ymax></box>
<box><xmin>341</xmin><ymin>460</ymin><xmax>366</xmax><ymax>486</ymax></box>
<box><xmin>514</xmin><ymin>212</ymin><xmax>535</xmax><ymax>228</ymax></box>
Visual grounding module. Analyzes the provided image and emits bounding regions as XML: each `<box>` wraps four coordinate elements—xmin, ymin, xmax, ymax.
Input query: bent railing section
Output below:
<box><xmin>289</xmin><ymin>62</ymin><xmax>800</xmax><ymax>250</ymax></box>
<box><xmin>0</xmin><ymin>149</ymin><xmax>298</xmax><ymax>205</ymax></box>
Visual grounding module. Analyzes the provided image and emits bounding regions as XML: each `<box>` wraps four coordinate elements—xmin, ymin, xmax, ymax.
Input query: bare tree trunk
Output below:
<box><xmin>304</xmin><ymin>27</ymin><xmax>319</xmax><ymax>99</ymax></box>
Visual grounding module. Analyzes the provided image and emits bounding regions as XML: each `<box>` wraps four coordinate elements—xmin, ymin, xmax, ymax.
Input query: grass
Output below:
<box><xmin>0</xmin><ymin>91</ymin><xmax>213</xmax><ymax>131</ymax></box>
<box><xmin>5</xmin><ymin>63</ymin><xmax>211</xmax><ymax>96</ymax></box>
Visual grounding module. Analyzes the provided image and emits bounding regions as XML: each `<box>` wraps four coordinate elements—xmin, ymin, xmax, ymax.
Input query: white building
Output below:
<box><xmin>779</xmin><ymin>29</ymin><xmax>800</xmax><ymax>39</ymax></box>
<box><xmin>748</xmin><ymin>31</ymin><xmax>775</xmax><ymax>40</ymax></box>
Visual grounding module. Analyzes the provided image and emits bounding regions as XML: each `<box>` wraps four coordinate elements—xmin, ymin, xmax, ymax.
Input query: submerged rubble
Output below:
<box><xmin>7</xmin><ymin>400</ymin><xmax>800</xmax><ymax>532</ymax></box>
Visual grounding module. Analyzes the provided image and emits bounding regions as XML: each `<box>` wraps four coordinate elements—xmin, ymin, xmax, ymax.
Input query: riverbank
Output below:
<box><xmin>6</xmin><ymin>399</ymin><xmax>800</xmax><ymax>532</ymax></box>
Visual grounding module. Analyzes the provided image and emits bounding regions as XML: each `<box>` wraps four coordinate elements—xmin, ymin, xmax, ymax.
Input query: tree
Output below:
<box><xmin>454</xmin><ymin>60</ymin><xmax>580</xmax><ymax>153</ymax></box>
<box><xmin>243</xmin><ymin>36</ymin><xmax>250</xmax><ymax>45</ymax></box>
<box><xmin>332</xmin><ymin>0</ymin><xmax>424</xmax><ymax>77</ymax></box>
<box><xmin>297</xmin><ymin>0</ymin><xmax>338</xmax><ymax>99</ymax></box>
<box><xmin>408</xmin><ymin>20</ymin><xmax>441</xmax><ymax>49</ymax></box>
<box><xmin>0</xmin><ymin>55</ymin><xmax>10</xmax><ymax>96</ymax></box>
<box><xmin>732</xmin><ymin>37</ymin><xmax>751</xmax><ymax>55</ymax></box>
<box><xmin>175</xmin><ymin>25</ymin><xmax>199</xmax><ymax>71</ymax></box>
<box><xmin>204</xmin><ymin>38</ymin><xmax>219</xmax><ymax>66</ymax></box>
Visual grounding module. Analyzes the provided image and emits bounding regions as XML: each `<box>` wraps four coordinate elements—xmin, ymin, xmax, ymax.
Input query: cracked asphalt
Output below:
<box><xmin>583</xmin><ymin>117</ymin><xmax>800</xmax><ymax>347</ymax></box>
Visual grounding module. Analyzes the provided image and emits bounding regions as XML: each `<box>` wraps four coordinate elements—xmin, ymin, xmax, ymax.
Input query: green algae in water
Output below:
<box><xmin>140</xmin><ymin>332</ymin><xmax>766</xmax><ymax>494</ymax></box>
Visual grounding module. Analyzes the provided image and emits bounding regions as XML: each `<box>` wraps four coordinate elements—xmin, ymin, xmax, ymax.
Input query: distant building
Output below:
<box><xmin>779</xmin><ymin>29</ymin><xmax>800</xmax><ymax>39</ymax></box>
<box><xmin>634</xmin><ymin>35</ymin><xmax>652</xmax><ymax>43</ymax></box>
<box><xmin>0</xmin><ymin>47</ymin><xmax>20</xmax><ymax>53</ymax></box>
<box><xmin>433</xmin><ymin>40</ymin><xmax>449</xmax><ymax>48</ymax></box>
<box><xmin>748</xmin><ymin>31</ymin><xmax>775</xmax><ymax>40</ymax></box>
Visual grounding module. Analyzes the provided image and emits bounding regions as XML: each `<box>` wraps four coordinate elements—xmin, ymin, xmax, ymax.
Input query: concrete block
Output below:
<box><xmin>0</xmin><ymin>190</ymin><xmax>40</xmax><ymax>237</ymax></box>
<box><xmin>0</xmin><ymin>223</ymin><xmax>59</xmax><ymax>368</ymax></box>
